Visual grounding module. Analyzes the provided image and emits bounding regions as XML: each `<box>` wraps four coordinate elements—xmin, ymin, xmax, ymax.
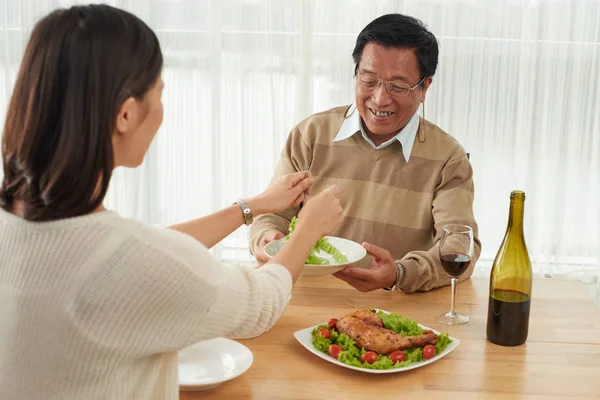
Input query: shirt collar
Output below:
<box><xmin>333</xmin><ymin>104</ymin><xmax>420</xmax><ymax>162</ymax></box>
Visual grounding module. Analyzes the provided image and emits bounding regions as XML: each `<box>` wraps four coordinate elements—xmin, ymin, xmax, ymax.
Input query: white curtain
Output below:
<box><xmin>1</xmin><ymin>0</ymin><xmax>599</xmax><ymax>293</ymax></box>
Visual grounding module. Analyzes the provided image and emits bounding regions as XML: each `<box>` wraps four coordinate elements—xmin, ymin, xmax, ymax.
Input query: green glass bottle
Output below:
<box><xmin>486</xmin><ymin>190</ymin><xmax>532</xmax><ymax>346</ymax></box>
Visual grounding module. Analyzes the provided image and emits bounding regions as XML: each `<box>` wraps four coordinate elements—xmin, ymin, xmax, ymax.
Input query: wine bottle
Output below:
<box><xmin>486</xmin><ymin>190</ymin><xmax>532</xmax><ymax>346</ymax></box>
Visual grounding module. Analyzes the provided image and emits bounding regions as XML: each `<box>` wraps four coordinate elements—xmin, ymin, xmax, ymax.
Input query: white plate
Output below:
<box><xmin>178</xmin><ymin>338</ymin><xmax>253</xmax><ymax>391</ymax></box>
<box><xmin>264</xmin><ymin>236</ymin><xmax>367</xmax><ymax>277</ymax></box>
<box><xmin>293</xmin><ymin>310</ymin><xmax>460</xmax><ymax>374</ymax></box>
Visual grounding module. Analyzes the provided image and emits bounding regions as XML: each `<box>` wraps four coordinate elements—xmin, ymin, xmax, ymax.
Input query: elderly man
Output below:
<box><xmin>249</xmin><ymin>13</ymin><xmax>481</xmax><ymax>293</ymax></box>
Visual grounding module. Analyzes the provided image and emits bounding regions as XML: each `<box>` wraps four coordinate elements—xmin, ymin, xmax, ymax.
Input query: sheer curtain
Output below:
<box><xmin>1</xmin><ymin>0</ymin><xmax>599</xmax><ymax>292</ymax></box>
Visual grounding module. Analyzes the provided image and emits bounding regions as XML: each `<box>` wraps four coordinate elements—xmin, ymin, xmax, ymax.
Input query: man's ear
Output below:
<box><xmin>421</xmin><ymin>77</ymin><xmax>433</xmax><ymax>103</ymax></box>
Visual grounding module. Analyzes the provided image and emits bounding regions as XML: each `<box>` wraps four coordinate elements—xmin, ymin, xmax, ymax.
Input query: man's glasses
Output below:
<box><xmin>356</xmin><ymin>71</ymin><xmax>426</xmax><ymax>96</ymax></box>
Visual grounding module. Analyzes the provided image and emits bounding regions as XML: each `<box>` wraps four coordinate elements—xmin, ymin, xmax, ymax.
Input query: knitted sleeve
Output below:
<box><xmin>398</xmin><ymin>147</ymin><xmax>482</xmax><ymax>292</ymax></box>
<box><xmin>70</xmin><ymin>227</ymin><xmax>293</xmax><ymax>356</ymax></box>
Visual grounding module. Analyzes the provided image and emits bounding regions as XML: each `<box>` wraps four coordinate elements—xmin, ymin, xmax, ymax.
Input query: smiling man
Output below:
<box><xmin>249</xmin><ymin>14</ymin><xmax>481</xmax><ymax>293</ymax></box>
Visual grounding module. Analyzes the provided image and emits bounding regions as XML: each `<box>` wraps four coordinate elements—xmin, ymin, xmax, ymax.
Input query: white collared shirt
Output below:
<box><xmin>332</xmin><ymin>104</ymin><xmax>420</xmax><ymax>162</ymax></box>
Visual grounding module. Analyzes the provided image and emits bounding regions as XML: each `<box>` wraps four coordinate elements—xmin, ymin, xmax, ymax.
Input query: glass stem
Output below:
<box><xmin>449</xmin><ymin>277</ymin><xmax>457</xmax><ymax>315</ymax></box>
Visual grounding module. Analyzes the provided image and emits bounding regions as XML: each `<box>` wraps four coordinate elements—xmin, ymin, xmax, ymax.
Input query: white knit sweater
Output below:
<box><xmin>0</xmin><ymin>208</ymin><xmax>292</xmax><ymax>400</ymax></box>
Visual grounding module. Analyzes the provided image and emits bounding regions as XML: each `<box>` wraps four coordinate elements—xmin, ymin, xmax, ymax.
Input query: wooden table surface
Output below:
<box><xmin>181</xmin><ymin>275</ymin><xmax>600</xmax><ymax>400</ymax></box>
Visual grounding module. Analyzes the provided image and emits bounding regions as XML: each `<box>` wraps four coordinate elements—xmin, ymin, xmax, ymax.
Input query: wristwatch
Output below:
<box><xmin>234</xmin><ymin>198</ymin><xmax>254</xmax><ymax>225</ymax></box>
<box><xmin>383</xmin><ymin>262</ymin><xmax>405</xmax><ymax>292</ymax></box>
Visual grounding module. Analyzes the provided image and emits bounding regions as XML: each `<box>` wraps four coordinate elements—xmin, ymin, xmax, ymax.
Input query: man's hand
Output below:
<box><xmin>334</xmin><ymin>242</ymin><xmax>398</xmax><ymax>292</ymax></box>
<box><xmin>253</xmin><ymin>230</ymin><xmax>285</xmax><ymax>265</ymax></box>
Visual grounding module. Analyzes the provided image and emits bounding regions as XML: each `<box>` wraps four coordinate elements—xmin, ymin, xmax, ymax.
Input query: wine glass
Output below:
<box><xmin>436</xmin><ymin>224</ymin><xmax>474</xmax><ymax>325</ymax></box>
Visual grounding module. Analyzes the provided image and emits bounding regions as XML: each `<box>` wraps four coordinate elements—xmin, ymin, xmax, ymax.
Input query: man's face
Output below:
<box><xmin>355</xmin><ymin>42</ymin><xmax>432</xmax><ymax>138</ymax></box>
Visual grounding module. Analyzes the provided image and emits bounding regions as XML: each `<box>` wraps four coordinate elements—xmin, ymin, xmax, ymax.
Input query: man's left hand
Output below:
<box><xmin>334</xmin><ymin>242</ymin><xmax>398</xmax><ymax>292</ymax></box>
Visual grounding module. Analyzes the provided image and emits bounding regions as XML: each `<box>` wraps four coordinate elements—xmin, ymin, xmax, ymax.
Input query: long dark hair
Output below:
<box><xmin>0</xmin><ymin>4</ymin><xmax>163</xmax><ymax>221</ymax></box>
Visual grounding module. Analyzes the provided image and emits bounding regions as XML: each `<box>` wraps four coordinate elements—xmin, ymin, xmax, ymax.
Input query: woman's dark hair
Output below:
<box><xmin>352</xmin><ymin>14</ymin><xmax>439</xmax><ymax>79</ymax></box>
<box><xmin>0</xmin><ymin>4</ymin><xmax>163</xmax><ymax>221</ymax></box>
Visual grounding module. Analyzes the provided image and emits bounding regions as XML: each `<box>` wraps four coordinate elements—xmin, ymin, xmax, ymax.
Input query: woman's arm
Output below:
<box><xmin>168</xmin><ymin>199</ymin><xmax>265</xmax><ymax>249</ymax></box>
<box><xmin>94</xmin><ymin>185</ymin><xmax>344</xmax><ymax>355</ymax></box>
<box><xmin>168</xmin><ymin>172</ymin><xmax>314</xmax><ymax>248</ymax></box>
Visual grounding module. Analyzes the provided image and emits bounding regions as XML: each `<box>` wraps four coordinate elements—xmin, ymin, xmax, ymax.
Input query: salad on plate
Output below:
<box><xmin>311</xmin><ymin>309</ymin><xmax>452</xmax><ymax>370</ymax></box>
<box><xmin>285</xmin><ymin>216</ymin><xmax>348</xmax><ymax>265</ymax></box>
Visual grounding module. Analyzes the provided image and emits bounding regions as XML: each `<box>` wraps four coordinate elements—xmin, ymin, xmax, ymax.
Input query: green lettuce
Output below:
<box><xmin>311</xmin><ymin>312</ymin><xmax>453</xmax><ymax>370</ymax></box>
<box><xmin>312</xmin><ymin>325</ymin><xmax>333</xmax><ymax>353</ymax></box>
<box><xmin>376</xmin><ymin>310</ymin><xmax>425</xmax><ymax>336</ymax></box>
<box><xmin>436</xmin><ymin>333</ymin><xmax>451</xmax><ymax>354</ymax></box>
<box><xmin>285</xmin><ymin>217</ymin><xmax>348</xmax><ymax>264</ymax></box>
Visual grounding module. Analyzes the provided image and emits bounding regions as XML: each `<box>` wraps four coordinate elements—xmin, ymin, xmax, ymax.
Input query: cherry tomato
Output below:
<box><xmin>360</xmin><ymin>351</ymin><xmax>378</xmax><ymax>365</ymax></box>
<box><xmin>328</xmin><ymin>318</ymin><xmax>339</xmax><ymax>329</ymax></box>
<box><xmin>318</xmin><ymin>328</ymin><xmax>331</xmax><ymax>339</ymax></box>
<box><xmin>423</xmin><ymin>329</ymin><xmax>435</xmax><ymax>335</ymax></box>
<box><xmin>328</xmin><ymin>344</ymin><xmax>343</xmax><ymax>359</ymax></box>
<box><xmin>423</xmin><ymin>344</ymin><xmax>436</xmax><ymax>360</ymax></box>
<box><xmin>388</xmin><ymin>351</ymin><xmax>407</xmax><ymax>364</ymax></box>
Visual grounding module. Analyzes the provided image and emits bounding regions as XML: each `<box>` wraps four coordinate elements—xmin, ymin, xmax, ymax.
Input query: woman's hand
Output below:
<box><xmin>247</xmin><ymin>171</ymin><xmax>314</xmax><ymax>215</ymax></box>
<box><xmin>295</xmin><ymin>185</ymin><xmax>344</xmax><ymax>239</ymax></box>
<box><xmin>265</xmin><ymin>185</ymin><xmax>344</xmax><ymax>283</ymax></box>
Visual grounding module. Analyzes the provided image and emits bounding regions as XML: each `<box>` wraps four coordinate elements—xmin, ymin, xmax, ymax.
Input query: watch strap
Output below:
<box><xmin>383</xmin><ymin>262</ymin><xmax>405</xmax><ymax>292</ymax></box>
<box><xmin>234</xmin><ymin>198</ymin><xmax>254</xmax><ymax>225</ymax></box>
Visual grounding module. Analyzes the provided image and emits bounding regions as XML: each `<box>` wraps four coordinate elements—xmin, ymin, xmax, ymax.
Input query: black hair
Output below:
<box><xmin>352</xmin><ymin>14</ymin><xmax>439</xmax><ymax>79</ymax></box>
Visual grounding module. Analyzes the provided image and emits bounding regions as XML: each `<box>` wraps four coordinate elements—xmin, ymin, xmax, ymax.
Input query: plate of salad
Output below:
<box><xmin>264</xmin><ymin>217</ymin><xmax>366</xmax><ymax>276</ymax></box>
<box><xmin>293</xmin><ymin>309</ymin><xmax>458</xmax><ymax>373</ymax></box>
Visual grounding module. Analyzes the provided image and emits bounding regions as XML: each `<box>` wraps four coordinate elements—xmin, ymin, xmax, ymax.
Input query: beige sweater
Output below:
<box><xmin>0</xmin><ymin>209</ymin><xmax>292</xmax><ymax>400</ymax></box>
<box><xmin>250</xmin><ymin>105</ymin><xmax>481</xmax><ymax>292</ymax></box>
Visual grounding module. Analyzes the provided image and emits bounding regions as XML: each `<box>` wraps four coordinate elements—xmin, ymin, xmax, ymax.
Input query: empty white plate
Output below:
<box><xmin>264</xmin><ymin>236</ymin><xmax>367</xmax><ymax>277</ymax></box>
<box><xmin>178</xmin><ymin>338</ymin><xmax>253</xmax><ymax>391</ymax></box>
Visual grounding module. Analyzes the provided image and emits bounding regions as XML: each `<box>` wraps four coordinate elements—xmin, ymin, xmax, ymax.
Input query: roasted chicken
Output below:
<box><xmin>335</xmin><ymin>310</ymin><xmax>438</xmax><ymax>354</ymax></box>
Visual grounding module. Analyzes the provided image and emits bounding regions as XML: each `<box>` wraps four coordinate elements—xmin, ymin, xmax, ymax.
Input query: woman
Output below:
<box><xmin>0</xmin><ymin>4</ymin><xmax>343</xmax><ymax>400</ymax></box>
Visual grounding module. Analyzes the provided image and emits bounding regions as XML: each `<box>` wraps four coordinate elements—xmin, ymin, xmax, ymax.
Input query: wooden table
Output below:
<box><xmin>181</xmin><ymin>276</ymin><xmax>600</xmax><ymax>400</ymax></box>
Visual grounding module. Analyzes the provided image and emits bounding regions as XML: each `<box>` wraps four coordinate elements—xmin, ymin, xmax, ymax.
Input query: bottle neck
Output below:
<box><xmin>507</xmin><ymin>197</ymin><xmax>525</xmax><ymax>234</ymax></box>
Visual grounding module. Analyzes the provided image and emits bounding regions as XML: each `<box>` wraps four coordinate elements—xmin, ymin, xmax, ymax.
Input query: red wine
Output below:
<box><xmin>486</xmin><ymin>289</ymin><xmax>531</xmax><ymax>346</ymax></box>
<box><xmin>440</xmin><ymin>253</ymin><xmax>471</xmax><ymax>277</ymax></box>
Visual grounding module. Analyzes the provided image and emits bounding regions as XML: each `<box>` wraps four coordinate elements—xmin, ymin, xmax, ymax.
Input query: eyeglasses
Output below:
<box><xmin>356</xmin><ymin>71</ymin><xmax>426</xmax><ymax>97</ymax></box>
